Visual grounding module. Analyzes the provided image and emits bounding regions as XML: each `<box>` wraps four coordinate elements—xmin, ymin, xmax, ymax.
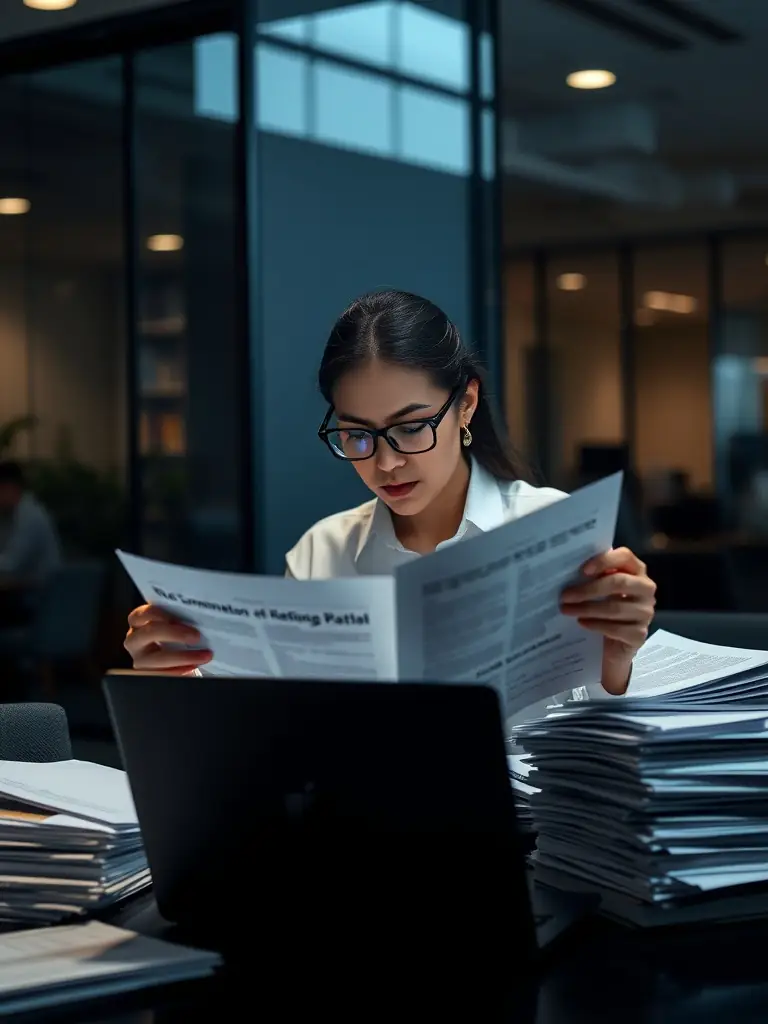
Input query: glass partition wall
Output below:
<box><xmin>0</xmin><ymin>0</ymin><xmax>502</xmax><ymax>575</ymax></box>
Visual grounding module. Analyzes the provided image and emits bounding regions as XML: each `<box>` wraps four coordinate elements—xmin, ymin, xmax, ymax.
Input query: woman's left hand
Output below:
<box><xmin>560</xmin><ymin>547</ymin><xmax>657</xmax><ymax>695</ymax></box>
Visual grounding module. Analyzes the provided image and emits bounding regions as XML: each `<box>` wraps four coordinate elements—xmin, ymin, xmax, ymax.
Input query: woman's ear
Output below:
<box><xmin>461</xmin><ymin>378</ymin><xmax>480</xmax><ymax>424</ymax></box>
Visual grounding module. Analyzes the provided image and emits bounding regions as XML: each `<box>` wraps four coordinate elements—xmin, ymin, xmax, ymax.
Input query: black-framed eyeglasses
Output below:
<box><xmin>318</xmin><ymin>384</ymin><xmax>463</xmax><ymax>462</ymax></box>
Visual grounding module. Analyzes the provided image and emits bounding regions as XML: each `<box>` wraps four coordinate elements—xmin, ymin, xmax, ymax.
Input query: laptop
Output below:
<box><xmin>104</xmin><ymin>676</ymin><xmax>587</xmax><ymax>968</ymax></box>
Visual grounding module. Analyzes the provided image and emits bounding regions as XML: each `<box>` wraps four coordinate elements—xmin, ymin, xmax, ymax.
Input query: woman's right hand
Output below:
<box><xmin>124</xmin><ymin>604</ymin><xmax>213</xmax><ymax>674</ymax></box>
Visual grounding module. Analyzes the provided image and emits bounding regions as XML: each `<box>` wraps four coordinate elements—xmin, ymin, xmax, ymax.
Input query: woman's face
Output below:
<box><xmin>331</xmin><ymin>360</ymin><xmax>479</xmax><ymax>517</ymax></box>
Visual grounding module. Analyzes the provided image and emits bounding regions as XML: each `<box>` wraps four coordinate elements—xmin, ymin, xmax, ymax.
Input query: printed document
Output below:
<box><xmin>585</xmin><ymin>629</ymin><xmax>768</xmax><ymax>704</ymax></box>
<box><xmin>118</xmin><ymin>472</ymin><xmax>621</xmax><ymax>717</ymax></box>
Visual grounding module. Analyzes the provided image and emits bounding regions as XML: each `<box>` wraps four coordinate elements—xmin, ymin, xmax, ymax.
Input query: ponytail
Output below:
<box><xmin>465</xmin><ymin>366</ymin><xmax>529</xmax><ymax>482</ymax></box>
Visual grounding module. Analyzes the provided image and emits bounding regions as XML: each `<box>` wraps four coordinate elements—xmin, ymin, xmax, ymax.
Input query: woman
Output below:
<box><xmin>125</xmin><ymin>290</ymin><xmax>656</xmax><ymax>692</ymax></box>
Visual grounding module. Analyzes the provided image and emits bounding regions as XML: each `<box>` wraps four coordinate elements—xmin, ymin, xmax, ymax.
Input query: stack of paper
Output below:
<box><xmin>0</xmin><ymin>921</ymin><xmax>220</xmax><ymax>1015</ymax></box>
<box><xmin>0</xmin><ymin>760</ymin><xmax>149</xmax><ymax>925</ymax></box>
<box><xmin>507</xmin><ymin>754</ymin><xmax>539</xmax><ymax>831</ymax></box>
<box><xmin>589</xmin><ymin>629</ymin><xmax>768</xmax><ymax>706</ymax></box>
<box><xmin>514</xmin><ymin>703</ymin><xmax>768</xmax><ymax>924</ymax></box>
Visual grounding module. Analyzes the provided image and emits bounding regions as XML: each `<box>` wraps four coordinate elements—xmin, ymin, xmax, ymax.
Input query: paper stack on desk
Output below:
<box><xmin>0</xmin><ymin>759</ymin><xmax>150</xmax><ymax>925</ymax></box>
<box><xmin>514</xmin><ymin>702</ymin><xmax>768</xmax><ymax>925</ymax></box>
<box><xmin>0</xmin><ymin>921</ymin><xmax>220</xmax><ymax>1015</ymax></box>
<box><xmin>507</xmin><ymin>754</ymin><xmax>539</xmax><ymax>831</ymax></box>
<box><xmin>590</xmin><ymin>629</ymin><xmax>768</xmax><ymax>706</ymax></box>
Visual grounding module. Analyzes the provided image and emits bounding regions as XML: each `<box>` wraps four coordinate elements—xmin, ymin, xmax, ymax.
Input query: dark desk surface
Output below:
<box><xmin>12</xmin><ymin>893</ymin><xmax>768</xmax><ymax>1024</ymax></box>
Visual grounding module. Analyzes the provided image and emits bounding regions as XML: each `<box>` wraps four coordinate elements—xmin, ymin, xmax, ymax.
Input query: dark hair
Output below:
<box><xmin>0</xmin><ymin>461</ymin><xmax>24</xmax><ymax>488</ymax></box>
<box><xmin>318</xmin><ymin>289</ymin><xmax>527</xmax><ymax>481</ymax></box>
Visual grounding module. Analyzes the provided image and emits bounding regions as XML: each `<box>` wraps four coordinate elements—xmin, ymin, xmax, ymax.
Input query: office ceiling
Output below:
<box><xmin>502</xmin><ymin>0</ymin><xmax>768</xmax><ymax>244</ymax></box>
<box><xmin>2</xmin><ymin>0</ymin><xmax>768</xmax><ymax>263</ymax></box>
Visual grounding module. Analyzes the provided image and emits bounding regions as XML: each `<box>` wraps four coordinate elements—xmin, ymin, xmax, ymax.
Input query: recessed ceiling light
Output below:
<box><xmin>147</xmin><ymin>234</ymin><xmax>184</xmax><ymax>252</ymax></box>
<box><xmin>566</xmin><ymin>69</ymin><xmax>616</xmax><ymax>90</ymax></box>
<box><xmin>23</xmin><ymin>1</ymin><xmax>78</xmax><ymax>10</ymax></box>
<box><xmin>643</xmin><ymin>290</ymin><xmax>697</xmax><ymax>315</ymax></box>
<box><xmin>556</xmin><ymin>272</ymin><xmax>587</xmax><ymax>292</ymax></box>
<box><xmin>0</xmin><ymin>197</ymin><xmax>31</xmax><ymax>215</ymax></box>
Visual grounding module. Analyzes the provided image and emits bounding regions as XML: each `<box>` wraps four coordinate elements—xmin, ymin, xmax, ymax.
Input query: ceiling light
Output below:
<box><xmin>556</xmin><ymin>272</ymin><xmax>587</xmax><ymax>292</ymax></box>
<box><xmin>0</xmin><ymin>197</ymin><xmax>31</xmax><ymax>215</ymax></box>
<box><xmin>147</xmin><ymin>234</ymin><xmax>184</xmax><ymax>253</ymax></box>
<box><xmin>566</xmin><ymin>69</ymin><xmax>616</xmax><ymax>90</ymax></box>
<box><xmin>643</xmin><ymin>291</ymin><xmax>697</xmax><ymax>315</ymax></box>
<box><xmin>23</xmin><ymin>0</ymin><xmax>78</xmax><ymax>10</ymax></box>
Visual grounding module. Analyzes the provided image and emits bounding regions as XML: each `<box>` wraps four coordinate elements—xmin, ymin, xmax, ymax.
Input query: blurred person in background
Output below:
<box><xmin>0</xmin><ymin>460</ymin><xmax>61</xmax><ymax>589</ymax></box>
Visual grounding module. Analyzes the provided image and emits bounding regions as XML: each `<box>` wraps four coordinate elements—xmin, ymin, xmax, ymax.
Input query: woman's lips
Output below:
<box><xmin>381</xmin><ymin>482</ymin><xmax>417</xmax><ymax>499</ymax></box>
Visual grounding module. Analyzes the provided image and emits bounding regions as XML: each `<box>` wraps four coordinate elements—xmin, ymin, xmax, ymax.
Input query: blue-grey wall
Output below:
<box><xmin>257</xmin><ymin>133</ymin><xmax>471</xmax><ymax>573</ymax></box>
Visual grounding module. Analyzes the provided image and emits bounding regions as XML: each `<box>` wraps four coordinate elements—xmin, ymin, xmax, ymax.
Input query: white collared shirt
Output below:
<box><xmin>285</xmin><ymin>460</ymin><xmax>567</xmax><ymax>579</ymax></box>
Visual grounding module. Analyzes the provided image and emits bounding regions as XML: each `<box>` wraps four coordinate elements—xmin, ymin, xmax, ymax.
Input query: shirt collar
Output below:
<box><xmin>354</xmin><ymin>458</ymin><xmax>505</xmax><ymax>563</ymax></box>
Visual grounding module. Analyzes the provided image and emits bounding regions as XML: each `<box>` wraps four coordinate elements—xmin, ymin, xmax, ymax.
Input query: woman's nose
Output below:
<box><xmin>376</xmin><ymin>441</ymin><xmax>406</xmax><ymax>473</ymax></box>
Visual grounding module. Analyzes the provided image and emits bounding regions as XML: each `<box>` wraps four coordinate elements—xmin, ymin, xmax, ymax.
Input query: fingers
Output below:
<box><xmin>127</xmin><ymin>604</ymin><xmax>182</xmax><ymax>629</ymax></box>
<box><xmin>124</xmin><ymin>603</ymin><xmax>212</xmax><ymax>673</ymax></box>
<box><xmin>575</xmin><ymin>618</ymin><xmax>650</xmax><ymax>648</ymax></box>
<box><xmin>131</xmin><ymin>647</ymin><xmax>213</xmax><ymax>672</ymax></box>
<box><xmin>582</xmin><ymin>547</ymin><xmax>647</xmax><ymax>578</ymax></box>
<box><xmin>561</xmin><ymin>598</ymin><xmax>653</xmax><ymax>623</ymax></box>
<box><xmin>124</xmin><ymin>620</ymin><xmax>203</xmax><ymax>656</ymax></box>
<box><xmin>562</xmin><ymin>572</ymin><xmax>656</xmax><ymax>604</ymax></box>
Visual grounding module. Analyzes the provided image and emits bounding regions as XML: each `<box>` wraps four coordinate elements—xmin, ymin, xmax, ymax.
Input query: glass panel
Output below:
<box><xmin>257</xmin><ymin>43</ymin><xmax>308</xmax><ymax>137</ymax></box>
<box><xmin>398</xmin><ymin>85</ymin><xmax>469</xmax><ymax>174</ymax></box>
<box><xmin>547</xmin><ymin>252</ymin><xmax>623</xmax><ymax>489</ymax></box>
<box><xmin>0</xmin><ymin>60</ymin><xmax>127</xmax><ymax>563</ymax></box>
<box><xmin>633</xmin><ymin>244</ymin><xmax>711</xmax><ymax>504</ymax></box>
<box><xmin>313</xmin><ymin>60</ymin><xmax>393</xmax><ymax>157</ymax></box>
<box><xmin>397</xmin><ymin>1</ymin><xmax>469</xmax><ymax>92</ymax></box>
<box><xmin>136</xmin><ymin>35</ymin><xmax>243</xmax><ymax>569</ymax></box>
<box><xmin>313</xmin><ymin>1</ymin><xmax>393</xmax><ymax>68</ymax></box>
<box><xmin>194</xmin><ymin>33</ymin><xmax>238</xmax><ymax>123</ymax></box>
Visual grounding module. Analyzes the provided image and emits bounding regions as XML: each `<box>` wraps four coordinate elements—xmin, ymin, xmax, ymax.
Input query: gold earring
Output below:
<box><xmin>462</xmin><ymin>424</ymin><xmax>472</xmax><ymax>447</ymax></box>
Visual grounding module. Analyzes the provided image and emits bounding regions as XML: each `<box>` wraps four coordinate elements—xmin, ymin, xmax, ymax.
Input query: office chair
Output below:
<box><xmin>0</xmin><ymin>703</ymin><xmax>72</xmax><ymax>762</ymax></box>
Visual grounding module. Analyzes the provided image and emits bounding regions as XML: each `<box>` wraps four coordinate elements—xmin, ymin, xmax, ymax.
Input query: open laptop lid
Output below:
<box><xmin>104</xmin><ymin>676</ymin><xmax>538</xmax><ymax>970</ymax></box>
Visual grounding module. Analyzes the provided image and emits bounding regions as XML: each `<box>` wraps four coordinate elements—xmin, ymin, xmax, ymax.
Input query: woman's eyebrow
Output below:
<box><xmin>336</xmin><ymin>402</ymin><xmax>432</xmax><ymax>426</ymax></box>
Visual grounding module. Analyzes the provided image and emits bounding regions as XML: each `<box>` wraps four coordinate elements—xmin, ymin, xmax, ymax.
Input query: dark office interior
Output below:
<box><xmin>1</xmin><ymin>1</ymin><xmax>768</xmax><ymax>738</ymax></box>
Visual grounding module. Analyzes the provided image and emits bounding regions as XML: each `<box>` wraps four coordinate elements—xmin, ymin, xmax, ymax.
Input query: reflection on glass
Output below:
<box><xmin>314</xmin><ymin>2</ymin><xmax>392</xmax><ymax>68</ymax></box>
<box><xmin>257</xmin><ymin>44</ymin><xmax>307</xmax><ymax>137</ymax></box>
<box><xmin>548</xmin><ymin>252</ymin><xmax>623</xmax><ymax>488</ymax></box>
<box><xmin>314</xmin><ymin>61</ymin><xmax>392</xmax><ymax>156</ymax></box>
<box><xmin>196</xmin><ymin>5</ymin><xmax>492</xmax><ymax>180</ymax></box>
<box><xmin>633</xmin><ymin>245</ymin><xmax>711</xmax><ymax>498</ymax></box>
<box><xmin>399</xmin><ymin>85</ymin><xmax>469</xmax><ymax>174</ymax></box>
<box><xmin>193</xmin><ymin>33</ymin><xmax>237</xmax><ymax>123</ymax></box>
<box><xmin>260</xmin><ymin>1</ymin><xmax>474</xmax><ymax>92</ymax></box>
<box><xmin>136</xmin><ymin>35</ymin><xmax>242</xmax><ymax>570</ymax></box>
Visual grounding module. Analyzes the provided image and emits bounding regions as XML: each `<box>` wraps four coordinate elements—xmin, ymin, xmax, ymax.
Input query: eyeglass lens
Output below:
<box><xmin>325</xmin><ymin>422</ymin><xmax>436</xmax><ymax>460</ymax></box>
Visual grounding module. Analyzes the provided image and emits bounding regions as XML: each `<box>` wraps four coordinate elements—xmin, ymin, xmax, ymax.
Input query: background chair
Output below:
<box><xmin>0</xmin><ymin>562</ymin><xmax>107</xmax><ymax>697</ymax></box>
<box><xmin>651</xmin><ymin>611</ymin><xmax>768</xmax><ymax>650</ymax></box>
<box><xmin>0</xmin><ymin>702</ymin><xmax>72</xmax><ymax>761</ymax></box>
